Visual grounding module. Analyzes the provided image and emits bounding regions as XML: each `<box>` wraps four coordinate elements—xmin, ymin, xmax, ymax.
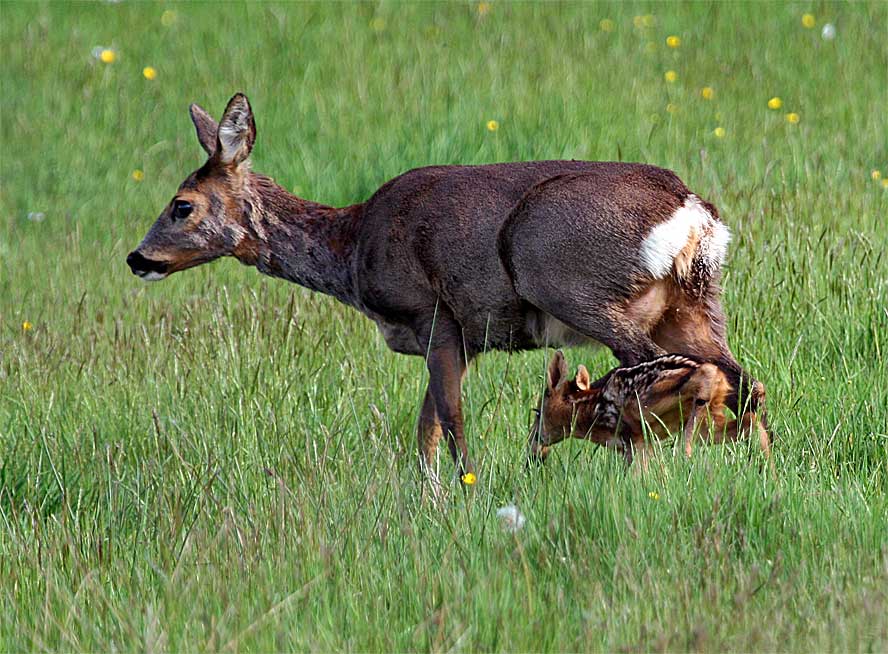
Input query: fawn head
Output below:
<box><xmin>531</xmin><ymin>350</ymin><xmax>600</xmax><ymax>450</ymax></box>
<box><xmin>126</xmin><ymin>93</ymin><xmax>258</xmax><ymax>280</ymax></box>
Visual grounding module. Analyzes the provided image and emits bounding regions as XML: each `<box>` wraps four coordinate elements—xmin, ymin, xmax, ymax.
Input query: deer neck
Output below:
<box><xmin>235</xmin><ymin>174</ymin><xmax>361</xmax><ymax>305</ymax></box>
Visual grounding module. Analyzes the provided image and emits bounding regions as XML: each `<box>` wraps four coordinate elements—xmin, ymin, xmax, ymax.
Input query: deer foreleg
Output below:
<box><xmin>425</xmin><ymin>340</ymin><xmax>473</xmax><ymax>478</ymax></box>
<box><xmin>417</xmin><ymin>386</ymin><xmax>444</xmax><ymax>482</ymax></box>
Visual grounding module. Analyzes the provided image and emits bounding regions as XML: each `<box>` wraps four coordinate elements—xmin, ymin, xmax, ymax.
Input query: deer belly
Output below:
<box><xmin>527</xmin><ymin>311</ymin><xmax>600</xmax><ymax>348</ymax></box>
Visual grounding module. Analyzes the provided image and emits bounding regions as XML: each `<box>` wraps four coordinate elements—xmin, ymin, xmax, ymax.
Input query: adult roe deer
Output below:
<box><xmin>127</xmin><ymin>93</ymin><xmax>762</xmax><ymax>483</ymax></box>
<box><xmin>530</xmin><ymin>351</ymin><xmax>770</xmax><ymax>470</ymax></box>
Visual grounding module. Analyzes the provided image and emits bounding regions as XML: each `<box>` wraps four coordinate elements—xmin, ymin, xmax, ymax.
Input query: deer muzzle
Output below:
<box><xmin>126</xmin><ymin>250</ymin><xmax>169</xmax><ymax>281</ymax></box>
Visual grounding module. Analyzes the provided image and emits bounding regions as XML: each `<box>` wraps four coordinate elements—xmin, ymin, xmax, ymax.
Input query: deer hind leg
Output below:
<box><xmin>721</xmin><ymin>411</ymin><xmax>771</xmax><ymax>458</ymax></box>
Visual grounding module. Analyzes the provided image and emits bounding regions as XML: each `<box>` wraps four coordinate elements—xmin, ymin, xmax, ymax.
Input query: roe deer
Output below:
<box><xmin>126</xmin><ymin>93</ymin><xmax>762</xmax><ymax>484</ymax></box>
<box><xmin>529</xmin><ymin>351</ymin><xmax>770</xmax><ymax>470</ymax></box>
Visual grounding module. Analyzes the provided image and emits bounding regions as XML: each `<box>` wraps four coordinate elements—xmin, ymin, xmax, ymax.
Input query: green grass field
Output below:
<box><xmin>2</xmin><ymin>2</ymin><xmax>887</xmax><ymax>651</ymax></box>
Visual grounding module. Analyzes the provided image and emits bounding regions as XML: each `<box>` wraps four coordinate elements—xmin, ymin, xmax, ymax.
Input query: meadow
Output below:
<box><xmin>1</xmin><ymin>1</ymin><xmax>887</xmax><ymax>651</ymax></box>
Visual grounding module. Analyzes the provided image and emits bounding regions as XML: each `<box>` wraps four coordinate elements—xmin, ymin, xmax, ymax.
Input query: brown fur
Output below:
<box><xmin>127</xmin><ymin>93</ymin><xmax>765</xmax><ymax>481</ymax></box>
<box><xmin>530</xmin><ymin>351</ymin><xmax>770</xmax><ymax>470</ymax></box>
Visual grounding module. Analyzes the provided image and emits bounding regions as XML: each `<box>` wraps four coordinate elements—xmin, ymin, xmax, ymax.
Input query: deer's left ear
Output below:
<box><xmin>575</xmin><ymin>365</ymin><xmax>591</xmax><ymax>391</ymax></box>
<box><xmin>216</xmin><ymin>93</ymin><xmax>256</xmax><ymax>166</ymax></box>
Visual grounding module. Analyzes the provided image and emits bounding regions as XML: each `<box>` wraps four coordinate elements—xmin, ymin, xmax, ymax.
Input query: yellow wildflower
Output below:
<box><xmin>785</xmin><ymin>112</ymin><xmax>800</xmax><ymax>124</ymax></box>
<box><xmin>882</xmin><ymin>179</ymin><xmax>888</xmax><ymax>189</ymax></box>
<box><xmin>370</xmin><ymin>17</ymin><xmax>386</xmax><ymax>32</ymax></box>
<box><xmin>664</xmin><ymin>70</ymin><xmax>678</xmax><ymax>83</ymax></box>
<box><xmin>713</xmin><ymin>126</ymin><xmax>726</xmax><ymax>138</ymax></box>
<box><xmin>599</xmin><ymin>18</ymin><xmax>615</xmax><ymax>32</ymax></box>
<box><xmin>486</xmin><ymin>119</ymin><xmax>499</xmax><ymax>132</ymax></box>
<box><xmin>99</xmin><ymin>49</ymin><xmax>116</xmax><ymax>64</ymax></box>
<box><xmin>633</xmin><ymin>15</ymin><xmax>645</xmax><ymax>29</ymax></box>
<box><xmin>22</xmin><ymin>321</ymin><xmax>33</xmax><ymax>332</ymax></box>
<box><xmin>802</xmin><ymin>14</ymin><xmax>816</xmax><ymax>29</ymax></box>
<box><xmin>666</xmin><ymin>35</ymin><xmax>681</xmax><ymax>48</ymax></box>
<box><xmin>461</xmin><ymin>472</ymin><xmax>477</xmax><ymax>485</ymax></box>
<box><xmin>870</xmin><ymin>170</ymin><xmax>881</xmax><ymax>181</ymax></box>
<box><xmin>701</xmin><ymin>86</ymin><xmax>715</xmax><ymax>100</ymax></box>
<box><xmin>648</xmin><ymin>491</ymin><xmax>660</xmax><ymax>501</ymax></box>
<box><xmin>142</xmin><ymin>66</ymin><xmax>157</xmax><ymax>81</ymax></box>
<box><xmin>767</xmin><ymin>96</ymin><xmax>782</xmax><ymax>110</ymax></box>
<box><xmin>160</xmin><ymin>9</ymin><xmax>177</xmax><ymax>27</ymax></box>
<box><xmin>477</xmin><ymin>2</ymin><xmax>491</xmax><ymax>16</ymax></box>
<box><xmin>132</xmin><ymin>169</ymin><xmax>144</xmax><ymax>182</ymax></box>
<box><xmin>666</xmin><ymin>103</ymin><xmax>679</xmax><ymax>114</ymax></box>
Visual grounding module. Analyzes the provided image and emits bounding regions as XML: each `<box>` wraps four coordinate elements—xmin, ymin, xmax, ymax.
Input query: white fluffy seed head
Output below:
<box><xmin>496</xmin><ymin>504</ymin><xmax>526</xmax><ymax>533</ymax></box>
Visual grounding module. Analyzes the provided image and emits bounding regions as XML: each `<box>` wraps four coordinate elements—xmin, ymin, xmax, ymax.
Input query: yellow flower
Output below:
<box><xmin>161</xmin><ymin>9</ymin><xmax>177</xmax><ymax>27</ymax></box>
<box><xmin>132</xmin><ymin>169</ymin><xmax>144</xmax><ymax>182</ymax></box>
<box><xmin>713</xmin><ymin>126</ymin><xmax>726</xmax><ymax>138</ymax></box>
<box><xmin>664</xmin><ymin>70</ymin><xmax>678</xmax><ymax>83</ymax></box>
<box><xmin>486</xmin><ymin>119</ymin><xmax>499</xmax><ymax>132</ymax></box>
<box><xmin>599</xmin><ymin>18</ymin><xmax>615</xmax><ymax>32</ymax></box>
<box><xmin>882</xmin><ymin>179</ymin><xmax>888</xmax><ymax>189</ymax></box>
<box><xmin>785</xmin><ymin>112</ymin><xmax>800</xmax><ymax>124</ymax></box>
<box><xmin>369</xmin><ymin>17</ymin><xmax>386</xmax><ymax>32</ymax></box>
<box><xmin>648</xmin><ymin>491</ymin><xmax>660</xmax><ymax>501</ymax></box>
<box><xmin>870</xmin><ymin>170</ymin><xmax>881</xmax><ymax>181</ymax></box>
<box><xmin>666</xmin><ymin>102</ymin><xmax>679</xmax><ymax>114</ymax></box>
<box><xmin>461</xmin><ymin>472</ymin><xmax>477</xmax><ymax>485</ymax></box>
<box><xmin>142</xmin><ymin>66</ymin><xmax>157</xmax><ymax>81</ymax></box>
<box><xmin>767</xmin><ymin>96</ymin><xmax>782</xmax><ymax>110</ymax></box>
<box><xmin>802</xmin><ymin>13</ymin><xmax>816</xmax><ymax>28</ymax></box>
<box><xmin>477</xmin><ymin>2</ymin><xmax>491</xmax><ymax>16</ymax></box>
<box><xmin>633</xmin><ymin>15</ymin><xmax>644</xmax><ymax>29</ymax></box>
<box><xmin>701</xmin><ymin>86</ymin><xmax>715</xmax><ymax>100</ymax></box>
<box><xmin>666</xmin><ymin>35</ymin><xmax>681</xmax><ymax>48</ymax></box>
<box><xmin>22</xmin><ymin>321</ymin><xmax>33</xmax><ymax>332</ymax></box>
<box><xmin>99</xmin><ymin>49</ymin><xmax>116</xmax><ymax>64</ymax></box>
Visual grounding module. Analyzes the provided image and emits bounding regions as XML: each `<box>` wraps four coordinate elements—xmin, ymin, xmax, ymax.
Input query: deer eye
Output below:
<box><xmin>171</xmin><ymin>200</ymin><xmax>193</xmax><ymax>221</ymax></box>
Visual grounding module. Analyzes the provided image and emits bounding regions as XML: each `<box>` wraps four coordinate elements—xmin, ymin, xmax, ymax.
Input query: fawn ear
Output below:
<box><xmin>547</xmin><ymin>351</ymin><xmax>568</xmax><ymax>389</ymax></box>
<box><xmin>575</xmin><ymin>365</ymin><xmax>591</xmax><ymax>391</ymax></box>
<box><xmin>216</xmin><ymin>93</ymin><xmax>256</xmax><ymax>165</ymax></box>
<box><xmin>189</xmin><ymin>103</ymin><xmax>218</xmax><ymax>156</ymax></box>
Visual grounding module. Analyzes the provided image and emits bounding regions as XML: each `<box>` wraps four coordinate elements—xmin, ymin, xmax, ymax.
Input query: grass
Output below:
<box><xmin>2</xmin><ymin>1</ymin><xmax>887</xmax><ymax>651</ymax></box>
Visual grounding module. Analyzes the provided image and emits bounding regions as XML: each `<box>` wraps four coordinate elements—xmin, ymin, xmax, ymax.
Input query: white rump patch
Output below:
<box><xmin>639</xmin><ymin>195</ymin><xmax>731</xmax><ymax>280</ymax></box>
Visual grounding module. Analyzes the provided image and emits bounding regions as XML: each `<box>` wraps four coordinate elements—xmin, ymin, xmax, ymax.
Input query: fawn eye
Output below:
<box><xmin>171</xmin><ymin>200</ymin><xmax>193</xmax><ymax>221</ymax></box>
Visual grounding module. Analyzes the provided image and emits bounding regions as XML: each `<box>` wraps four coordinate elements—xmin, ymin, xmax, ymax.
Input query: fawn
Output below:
<box><xmin>127</xmin><ymin>93</ymin><xmax>763</xmax><ymax>484</ymax></box>
<box><xmin>529</xmin><ymin>351</ymin><xmax>770</xmax><ymax>469</ymax></box>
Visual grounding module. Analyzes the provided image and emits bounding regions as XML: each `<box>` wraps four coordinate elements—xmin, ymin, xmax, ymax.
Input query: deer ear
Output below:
<box><xmin>216</xmin><ymin>93</ymin><xmax>256</xmax><ymax>165</ymax></box>
<box><xmin>547</xmin><ymin>351</ymin><xmax>568</xmax><ymax>389</ymax></box>
<box><xmin>575</xmin><ymin>365</ymin><xmax>591</xmax><ymax>391</ymax></box>
<box><xmin>189</xmin><ymin>103</ymin><xmax>218</xmax><ymax>156</ymax></box>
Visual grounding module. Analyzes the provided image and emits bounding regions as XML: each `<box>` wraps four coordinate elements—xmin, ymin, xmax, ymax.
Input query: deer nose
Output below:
<box><xmin>126</xmin><ymin>250</ymin><xmax>168</xmax><ymax>276</ymax></box>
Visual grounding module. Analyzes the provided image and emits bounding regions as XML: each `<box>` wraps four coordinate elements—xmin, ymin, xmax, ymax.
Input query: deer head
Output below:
<box><xmin>126</xmin><ymin>93</ymin><xmax>259</xmax><ymax>280</ymax></box>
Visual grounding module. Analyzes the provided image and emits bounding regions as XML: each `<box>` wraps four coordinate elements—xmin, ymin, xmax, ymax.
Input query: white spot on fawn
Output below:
<box><xmin>639</xmin><ymin>195</ymin><xmax>730</xmax><ymax>280</ymax></box>
<box><xmin>496</xmin><ymin>504</ymin><xmax>526</xmax><ymax>533</ymax></box>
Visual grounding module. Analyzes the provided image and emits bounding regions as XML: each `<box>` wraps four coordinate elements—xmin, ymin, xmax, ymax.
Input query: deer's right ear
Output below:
<box><xmin>547</xmin><ymin>351</ymin><xmax>568</xmax><ymax>389</ymax></box>
<box><xmin>216</xmin><ymin>93</ymin><xmax>256</xmax><ymax>166</ymax></box>
<box><xmin>189</xmin><ymin>103</ymin><xmax>218</xmax><ymax>156</ymax></box>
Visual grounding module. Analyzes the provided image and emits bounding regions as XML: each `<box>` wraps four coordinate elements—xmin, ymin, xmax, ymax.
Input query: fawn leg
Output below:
<box><xmin>682</xmin><ymin>400</ymin><xmax>713</xmax><ymax>458</ymax></box>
